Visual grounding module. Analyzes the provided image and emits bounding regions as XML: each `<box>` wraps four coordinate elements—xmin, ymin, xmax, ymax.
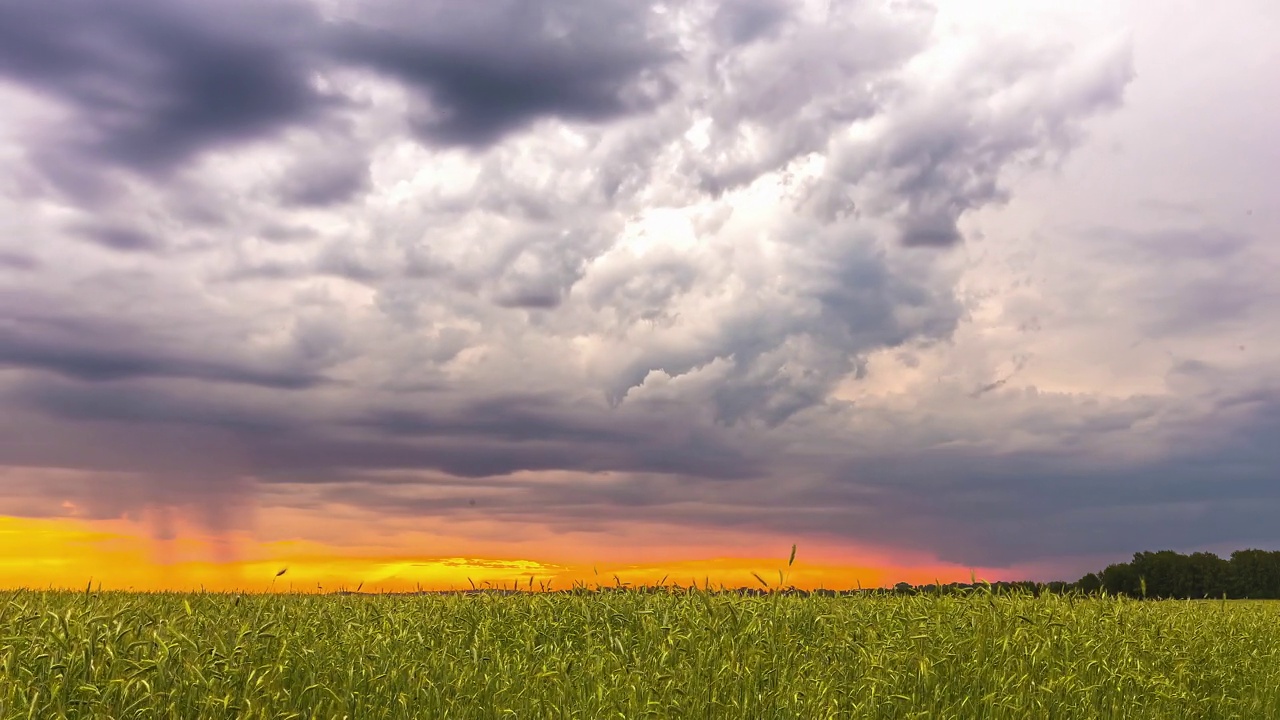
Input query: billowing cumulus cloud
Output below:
<box><xmin>0</xmin><ymin>0</ymin><xmax>1276</xmax><ymax>576</ymax></box>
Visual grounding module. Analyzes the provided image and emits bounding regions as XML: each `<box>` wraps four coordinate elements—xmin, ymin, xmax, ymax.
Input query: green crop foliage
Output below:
<box><xmin>1</xmin><ymin>589</ymin><xmax>1278</xmax><ymax>719</ymax></box>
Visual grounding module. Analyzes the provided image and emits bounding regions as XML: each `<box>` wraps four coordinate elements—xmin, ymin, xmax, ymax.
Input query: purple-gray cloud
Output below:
<box><xmin>0</xmin><ymin>0</ymin><xmax>331</xmax><ymax>176</ymax></box>
<box><xmin>0</xmin><ymin>0</ymin><xmax>1276</xmax><ymax>573</ymax></box>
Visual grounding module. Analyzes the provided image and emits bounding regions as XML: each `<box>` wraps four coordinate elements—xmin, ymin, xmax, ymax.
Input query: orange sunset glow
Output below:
<box><xmin>0</xmin><ymin>0</ymin><xmax>1276</xmax><ymax>600</ymax></box>
<box><xmin>0</xmin><ymin>512</ymin><xmax>1025</xmax><ymax>594</ymax></box>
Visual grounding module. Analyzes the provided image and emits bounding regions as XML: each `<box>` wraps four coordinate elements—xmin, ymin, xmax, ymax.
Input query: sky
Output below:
<box><xmin>0</xmin><ymin>0</ymin><xmax>1276</xmax><ymax>592</ymax></box>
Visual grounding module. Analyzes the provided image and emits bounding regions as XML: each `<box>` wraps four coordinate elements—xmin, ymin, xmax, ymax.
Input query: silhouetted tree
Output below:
<box><xmin>1230</xmin><ymin>549</ymin><xmax>1280</xmax><ymax>599</ymax></box>
<box><xmin>1079</xmin><ymin>548</ymin><xmax>1280</xmax><ymax>599</ymax></box>
<box><xmin>1100</xmin><ymin>561</ymin><xmax>1140</xmax><ymax>596</ymax></box>
<box><xmin>1075</xmin><ymin>573</ymin><xmax>1103</xmax><ymax>594</ymax></box>
<box><xmin>1185</xmin><ymin>552</ymin><xmax>1230</xmax><ymax>598</ymax></box>
<box><xmin>864</xmin><ymin>548</ymin><xmax>1280</xmax><ymax>599</ymax></box>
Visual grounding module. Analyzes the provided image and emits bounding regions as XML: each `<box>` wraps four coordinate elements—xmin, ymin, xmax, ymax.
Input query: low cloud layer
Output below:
<box><xmin>1</xmin><ymin>0</ymin><xmax>1276</xmax><ymax>572</ymax></box>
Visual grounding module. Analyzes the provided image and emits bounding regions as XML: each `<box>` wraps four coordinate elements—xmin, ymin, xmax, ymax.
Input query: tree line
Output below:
<box><xmin>1076</xmin><ymin>549</ymin><xmax>1280</xmax><ymax>599</ymax></box>
<box><xmin>879</xmin><ymin>549</ymin><xmax>1280</xmax><ymax>600</ymax></box>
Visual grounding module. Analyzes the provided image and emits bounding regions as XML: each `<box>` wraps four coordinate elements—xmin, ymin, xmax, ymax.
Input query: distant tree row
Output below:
<box><xmin>865</xmin><ymin>549</ymin><xmax>1280</xmax><ymax>600</ymax></box>
<box><xmin>1075</xmin><ymin>549</ymin><xmax>1280</xmax><ymax>599</ymax></box>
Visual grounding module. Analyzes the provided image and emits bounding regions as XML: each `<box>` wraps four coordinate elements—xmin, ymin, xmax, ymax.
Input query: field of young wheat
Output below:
<box><xmin>1</xmin><ymin>588</ymin><xmax>1278</xmax><ymax>719</ymax></box>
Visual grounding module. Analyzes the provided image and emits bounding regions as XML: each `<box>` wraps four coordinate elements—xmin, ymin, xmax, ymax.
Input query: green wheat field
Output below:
<box><xmin>2</xmin><ymin>589</ymin><xmax>1278</xmax><ymax>719</ymax></box>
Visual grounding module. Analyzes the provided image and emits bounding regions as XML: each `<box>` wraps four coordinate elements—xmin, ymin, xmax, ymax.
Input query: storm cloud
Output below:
<box><xmin>327</xmin><ymin>0</ymin><xmax>679</xmax><ymax>148</ymax></box>
<box><xmin>0</xmin><ymin>0</ymin><xmax>331</xmax><ymax>174</ymax></box>
<box><xmin>0</xmin><ymin>0</ymin><xmax>1276</xmax><ymax>574</ymax></box>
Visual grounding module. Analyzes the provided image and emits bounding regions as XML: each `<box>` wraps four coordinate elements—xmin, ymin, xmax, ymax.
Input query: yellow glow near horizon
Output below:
<box><xmin>0</xmin><ymin>514</ymin><xmax>1015</xmax><ymax>593</ymax></box>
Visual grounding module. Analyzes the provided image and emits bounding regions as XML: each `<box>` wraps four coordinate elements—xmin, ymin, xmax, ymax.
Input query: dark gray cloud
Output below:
<box><xmin>2</xmin><ymin>375</ymin><xmax>772</xmax><ymax>489</ymax></box>
<box><xmin>865</xmin><ymin>394</ymin><xmax>1280</xmax><ymax>566</ymax></box>
<box><xmin>328</xmin><ymin>1</ymin><xmax>677</xmax><ymax>148</ymax></box>
<box><xmin>248</xmin><ymin>427</ymin><xmax>762</xmax><ymax>482</ymax></box>
<box><xmin>6</xmin><ymin>377</ymin><xmax>294</xmax><ymax>435</ymax></box>
<box><xmin>0</xmin><ymin>0</ymin><xmax>333</xmax><ymax>175</ymax></box>
<box><xmin>278</xmin><ymin>154</ymin><xmax>371</xmax><ymax>207</ymax></box>
<box><xmin>710</xmin><ymin>0</ymin><xmax>793</xmax><ymax>45</ymax></box>
<box><xmin>12</xmin><ymin>378</ymin><xmax>1280</xmax><ymax>570</ymax></box>
<box><xmin>0</xmin><ymin>300</ymin><xmax>330</xmax><ymax>389</ymax></box>
<box><xmin>0</xmin><ymin>333</ymin><xmax>325</xmax><ymax>389</ymax></box>
<box><xmin>355</xmin><ymin>396</ymin><xmax>636</xmax><ymax>445</ymax></box>
<box><xmin>301</xmin><ymin>385</ymin><xmax>1280</xmax><ymax>569</ymax></box>
<box><xmin>73</xmin><ymin>222</ymin><xmax>166</xmax><ymax>253</ymax></box>
<box><xmin>0</xmin><ymin>0</ymin><xmax>678</xmax><ymax>205</ymax></box>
